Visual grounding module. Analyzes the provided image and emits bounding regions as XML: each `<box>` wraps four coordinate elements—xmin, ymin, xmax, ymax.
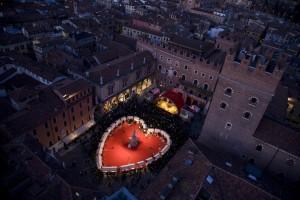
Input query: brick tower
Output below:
<box><xmin>199</xmin><ymin>48</ymin><xmax>288</xmax><ymax>157</ymax></box>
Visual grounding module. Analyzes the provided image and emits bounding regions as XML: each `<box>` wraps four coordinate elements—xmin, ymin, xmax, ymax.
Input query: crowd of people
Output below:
<box><xmin>89</xmin><ymin>97</ymin><xmax>189</xmax><ymax>177</ymax></box>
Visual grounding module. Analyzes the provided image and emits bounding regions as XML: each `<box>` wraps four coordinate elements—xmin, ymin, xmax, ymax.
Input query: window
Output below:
<box><xmin>225</xmin><ymin>122</ymin><xmax>232</xmax><ymax>130</ymax></box>
<box><xmin>71</xmin><ymin>107</ymin><xmax>74</xmax><ymax>113</ymax></box>
<box><xmin>122</xmin><ymin>79</ymin><xmax>128</xmax><ymax>88</ymax></box>
<box><xmin>224</xmin><ymin>87</ymin><xmax>233</xmax><ymax>97</ymax></box>
<box><xmin>249</xmin><ymin>97</ymin><xmax>258</xmax><ymax>106</ymax></box>
<box><xmin>47</xmin><ymin>132</ymin><xmax>50</xmax><ymax>137</ymax></box>
<box><xmin>194</xmin><ymin>70</ymin><xmax>198</xmax><ymax>74</ymax></box>
<box><xmin>63</xmin><ymin>112</ymin><xmax>65</xmax><ymax>118</ymax></box>
<box><xmin>256</xmin><ymin>144</ymin><xmax>262</xmax><ymax>152</ymax></box>
<box><xmin>108</xmin><ymin>85</ymin><xmax>114</xmax><ymax>95</ymax></box>
<box><xmin>57</xmin><ymin>136</ymin><xmax>61</xmax><ymax>141</ymax></box>
<box><xmin>184</xmin><ymin>65</ymin><xmax>188</xmax><ymax>70</ymax></box>
<box><xmin>181</xmin><ymin>75</ymin><xmax>186</xmax><ymax>81</ymax></box>
<box><xmin>79</xmin><ymin>102</ymin><xmax>82</xmax><ymax>108</ymax></box>
<box><xmin>73</xmin><ymin>116</ymin><xmax>75</xmax><ymax>121</ymax></box>
<box><xmin>243</xmin><ymin>111</ymin><xmax>252</xmax><ymax>120</ymax></box>
<box><xmin>45</xmin><ymin>122</ymin><xmax>48</xmax><ymax>128</ymax></box>
<box><xmin>136</xmin><ymin>71</ymin><xmax>141</xmax><ymax>80</ymax></box>
<box><xmin>193</xmin><ymin>79</ymin><xmax>198</xmax><ymax>86</ymax></box>
<box><xmin>201</xmin><ymin>73</ymin><xmax>205</xmax><ymax>77</ymax></box>
<box><xmin>220</xmin><ymin>102</ymin><xmax>227</xmax><ymax>110</ymax></box>
<box><xmin>88</xmin><ymin>106</ymin><xmax>90</xmax><ymax>111</ymax></box>
<box><xmin>286</xmin><ymin>159</ymin><xmax>294</xmax><ymax>167</ymax></box>
<box><xmin>173</xmin><ymin>71</ymin><xmax>177</xmax><ymax>76</ymax></box>
<box><xmin>203</xmin><ymin>83</ymin><xmax>208</xmax><ymax>91</ymax></box>
<box><xmin>189</xmin><ymin>90</ymin><xmax>193</xmax><ymax>94</ymax></box>
<box><xmin>64</xmin><ymin>121</ymin><xmax>67</xmax><ymax>127</ymax></box>
<box><xmin>49</xmin><ymin>141</ymin><xmax>53</xmax><ymax>147</ymax></box>
<box><xmin>209</xmin><ymin>76</ymin><xmax>214</xmax><ymax>80</ymax></box>
<box><xmin>55</xmin><ymin>127</ymin><xmax>58</xmax><ymax>132</ymax></box>
<box><xmin>80</xmin><ymin>111</ymin><xmax>83</xmax><ymax>116</ymax></box>
<box><xmin>87</xmin><ymin>97</ymin><xmax>89</xmax><ymax>103</ymax></box>
<box><xmin>33</xmin><ymin>129</ymin><xmax>37</xmax><ymax>135</ymax></box>
<box><xmin>160</xmin><ymin>55</ymin><xmax>163</xmax><ymax>60</ymax></box>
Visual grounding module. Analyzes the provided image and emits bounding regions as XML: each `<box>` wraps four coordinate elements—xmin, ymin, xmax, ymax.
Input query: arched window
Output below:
<box><xmin>220</xmin><ymin>102</ymin><xmax>227</xmax><ymax>110</ymax></box>
<box><xmin>256</xmin><ymin>144</ymin><xmax>262</xmax><ymax>152</ymax></box>
<box><xmin>203</xmin><ymin>83</ymin><xmax>208</xmax><ymax>91</ymax></box>
<box><xmin>243</xmin><ymin>111</ymin><xmax>252</xmax><ymax>120</ymax></box>
<box><xmin>225</xmin><ymin>122</ymin><xmax>232</xmax><ymax>130</ymax></box>
<box><xmin>249</xmin><ymin>97</ymin><xmax>258</xmax><ymax>106</ymax></box>
<box><xmin>224</xmin><ymin>87</ymin><xmax>233</xmax><ymax>97</ymax></box>
<box><xmin>181</xmin><ymin>75</ymin><xmax>186</xmax><ymax>81</ymax></box>
<box><xmin>193</xmin><ymin>79</ymin><xmax>198</xmax><ymax>86</ymax></box>
<box><xmin>173</xmin><ymin>71</ymin><xmax>177</xmax><ymax>76</ymax></box>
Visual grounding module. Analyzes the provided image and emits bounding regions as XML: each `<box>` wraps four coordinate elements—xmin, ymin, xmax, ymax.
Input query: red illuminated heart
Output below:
<box><xmin>96</xmin><ymin>116</ymin><xmax>171</xmax><ymax>173</ymax></box>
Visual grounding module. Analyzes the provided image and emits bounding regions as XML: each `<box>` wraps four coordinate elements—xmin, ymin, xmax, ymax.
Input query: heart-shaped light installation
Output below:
<box><xmin>96</xmin><ymin>116</ymin><xmax>171</xmax><ymax>173</ymax></box>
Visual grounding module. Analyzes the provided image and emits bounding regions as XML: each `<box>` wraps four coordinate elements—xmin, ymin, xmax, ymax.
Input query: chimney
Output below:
<box><xmin>131</xmin><ymin>63</ymin><xmax>134</xmax><ymax>70</ymax></box>
<box><xmin>100</xmin><ymin>76</ymin><xmax>103</xmax><ymax>85</ymax></box>
<box><xmin>117</xmin><ymin>68</ymin><xmax>120</xmax><ymax>77</ymax></box>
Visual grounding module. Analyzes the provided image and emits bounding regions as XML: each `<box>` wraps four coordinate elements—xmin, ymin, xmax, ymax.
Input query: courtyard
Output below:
<box><xmin>57</xmin><ymin>97</ymin><xmax>191</xmax><ymax>196</ymax></box>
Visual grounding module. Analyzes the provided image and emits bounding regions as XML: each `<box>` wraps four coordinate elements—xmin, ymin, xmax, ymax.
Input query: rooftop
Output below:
<box><xmin>254</xmin><ymin>117</ymin><xmax>300</xmax><ymax>157</ymax></box>
<box><xmin>141</xmin><ymin>139</ymin><xmax>212</xmax><ymax>200</ymax></box>
<box><xmin>88</xmin><ymin>51</ymin><xmax>154</xmax><ymax>85</ymax></box>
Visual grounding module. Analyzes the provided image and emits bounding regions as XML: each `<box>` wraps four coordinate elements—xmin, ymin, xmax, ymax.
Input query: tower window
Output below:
<box><xmin>249</xmin><ymin>97</ymin><xmax>258</xmax><ymax>106</ymax></box>
<box><xmin>209</xmin><ymin>76</ymin><xmax>214</xmax><ymax>80</ymax></box>
<box><xmin>173</xmin><ymin>71</ymin><xmax>177</xmax><ymax>76</ymax></box>
<box><xmin>243</xmin><ymin>111</ymin><xmax>252</xmax><ymax>120</ymax></box>
<box><xmin>194</xmin><ymin>70</ymin><xmax>198</xmax><ymax>74</ymax></box>
<box><xmin>225</xmin><ymin>122</ymin><xmax>232</xmax><ymax>130</ymax></box>
<box><xmin>158</xmin><ymin>65</ymin><xmax>162</xmax><ymax>70</ymax></box>
<box><xmin>256</xmin><ymin>144</ymin><xmax>262</xmax><ymax>152</ymax></box>
<box><xmin>224</xmin><ymin>87</ymin><xmax>233</xmax><ymax>97</ymax></box>
<box><xmin>220</xmin><ymin>102</ymin><xmax>227</xmax><ymax>110</ymax></box>
<box><xmin>181</xmin><ymin>75</ymin><xmax>186</xmax><ymax>81</ymax></box>
<box><xmin>184</xmin><ymin>65</ymin><xmax>188</xmax><ymax>70</ymax></box>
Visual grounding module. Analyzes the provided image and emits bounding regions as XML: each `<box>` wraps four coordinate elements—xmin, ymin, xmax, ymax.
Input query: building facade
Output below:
<box><xmin>137</xmin><ymin>37</ymin><xmax>224</xmax><ymax>108</ymax></box>
<box><xmin>2</xmin><ymin>79</ymin><xmax>95</xmax><ymax>151</ymax></box>
<box><xmin>86</xmin><ymin>51</ymin><xmax>156</xmax><ymax>113</ymax></box>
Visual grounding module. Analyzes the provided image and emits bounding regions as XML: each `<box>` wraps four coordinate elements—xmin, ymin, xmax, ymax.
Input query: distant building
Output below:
<box><xmin>0</xmin><ymin>33</ymin><xmax>31</xmax><ymax>53</ymax></box>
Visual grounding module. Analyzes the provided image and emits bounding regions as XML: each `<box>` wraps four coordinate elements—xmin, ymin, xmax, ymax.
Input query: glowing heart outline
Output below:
<box><xmin>96</xmin><ymin>116</ymin><xmax>172</xmax><ymax>173</ymax></box>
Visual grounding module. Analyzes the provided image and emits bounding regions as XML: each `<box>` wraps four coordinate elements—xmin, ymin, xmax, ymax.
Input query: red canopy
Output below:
<box><xmin>161</xmin><ymin>90</ymin><xmax>184</xmax><ymax>111</ymax></box>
